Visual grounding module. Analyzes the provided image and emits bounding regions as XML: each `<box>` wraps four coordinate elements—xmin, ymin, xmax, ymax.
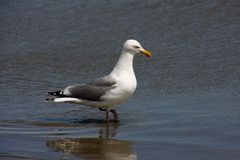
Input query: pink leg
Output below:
<box><xmin>105</xmin><ymin>109</ymin><xmax>109</xmax><ymax>123</ymax></box>
<box><xmin>110</xmin><ymin>109</ymin><xmax>119</xmax><ymax>123</ymax></box>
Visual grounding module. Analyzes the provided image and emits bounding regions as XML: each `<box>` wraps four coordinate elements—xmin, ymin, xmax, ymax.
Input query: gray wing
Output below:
<box><xmin>89</xmin><ymin>75</ymin><xmax>116</xmax><ymax>86</ymax></box>
<box><xmin>63</xmin><ymin>75</ymin><xmax>116</xmax><ymax>101</ymax></box>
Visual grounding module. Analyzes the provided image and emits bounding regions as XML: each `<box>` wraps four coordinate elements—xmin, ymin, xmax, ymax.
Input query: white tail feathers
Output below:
<box><xmin>53</xmin><ymin>97</ymin><xmax>81</xmax><ymax>103</ymax></box>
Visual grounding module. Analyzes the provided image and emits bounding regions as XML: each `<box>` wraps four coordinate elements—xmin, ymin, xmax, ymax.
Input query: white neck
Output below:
<box><xmin>110</xmin><ymin>51</ymin><xmax>135</xmax><ymax>77</ymax></box>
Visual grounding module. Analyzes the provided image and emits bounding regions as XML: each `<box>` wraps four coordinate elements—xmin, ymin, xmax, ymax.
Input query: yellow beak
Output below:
<box><xmin>141</xmin><ymin>49</ymin><xmax>152</xmax><ymax>58</ymax></box>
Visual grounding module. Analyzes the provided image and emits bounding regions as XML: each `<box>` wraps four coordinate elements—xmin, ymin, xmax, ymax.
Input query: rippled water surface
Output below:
<box><xmin>0</xmin><ymin>0</ymin><xmax>240</xmax><ymax>159</ymax></box>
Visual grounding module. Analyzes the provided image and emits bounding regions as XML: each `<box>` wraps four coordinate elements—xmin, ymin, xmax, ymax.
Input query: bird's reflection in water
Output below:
<box><xmin>46</xmin><ymin>123</ymin><xmax>137</xmax><ymax>160</ymax></box>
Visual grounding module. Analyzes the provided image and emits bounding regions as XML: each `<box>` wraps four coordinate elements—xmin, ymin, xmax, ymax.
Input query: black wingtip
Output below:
<box><xmin>45</xmin><ymin>97</ymin><xmax>55</xmax><ymax>101</ymax></box>
<box><xmin>47</xmin><ymin>90</ymin><xmax>62</xmax><ymax>96</ymax></box>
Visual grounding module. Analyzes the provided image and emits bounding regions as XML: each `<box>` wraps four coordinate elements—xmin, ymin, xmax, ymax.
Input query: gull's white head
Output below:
<box><xmin>122</xmin><ymin>39</ymin><xmax>152</xmax><ymax>58</ymax></box>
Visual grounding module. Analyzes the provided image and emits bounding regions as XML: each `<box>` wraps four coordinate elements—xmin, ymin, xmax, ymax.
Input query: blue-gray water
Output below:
<box><xmin>0</xmin><ymin>0</ymin><xmax>240</xmax><ymax>160</ymax></box>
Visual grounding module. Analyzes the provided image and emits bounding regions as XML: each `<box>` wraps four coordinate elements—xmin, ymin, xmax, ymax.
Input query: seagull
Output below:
<box><xmin>46</xmin><ymin>39</ymin><xmax>152</xmax><ymax>122</ymax></box>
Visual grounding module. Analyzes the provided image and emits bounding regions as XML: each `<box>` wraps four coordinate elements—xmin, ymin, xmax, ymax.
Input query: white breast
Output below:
<box><xmin>101</xmin><ymin>72</ymin><xmax>137</xmax><ymax>106</ymax></box>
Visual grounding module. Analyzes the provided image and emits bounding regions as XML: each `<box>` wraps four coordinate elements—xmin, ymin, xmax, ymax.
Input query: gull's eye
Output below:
<box><xmin>133</xmin><ymin>45</ymin><xmax>140</xmax><ymax>49</ymax></box>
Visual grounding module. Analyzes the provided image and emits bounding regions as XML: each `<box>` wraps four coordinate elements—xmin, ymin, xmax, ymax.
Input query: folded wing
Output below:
<box><xmin>62</xmin><ymin>75</ymin><xmax>116</xmax><ymax>101</ymax></box>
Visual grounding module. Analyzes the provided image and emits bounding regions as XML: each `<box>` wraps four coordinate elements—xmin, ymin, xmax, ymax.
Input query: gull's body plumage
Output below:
<box><xmin>46</xmin><ymin>39</ymin><xmax>151</xmax><ymax>122</ymax></box>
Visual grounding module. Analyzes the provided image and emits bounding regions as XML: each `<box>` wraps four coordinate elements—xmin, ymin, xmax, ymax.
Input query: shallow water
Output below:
<box><xmin>0</xmin><ymin>0</ymin><xmax>240</xmax><ymax>159</ymax></box>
